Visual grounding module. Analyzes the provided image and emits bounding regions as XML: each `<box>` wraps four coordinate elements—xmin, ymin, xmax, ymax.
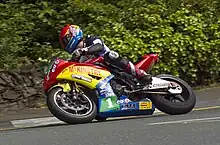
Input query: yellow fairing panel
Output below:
<box><xmin>56</xmin><ymin>64</ymin><xmax>111</xmax><ymax>89</ymax></box>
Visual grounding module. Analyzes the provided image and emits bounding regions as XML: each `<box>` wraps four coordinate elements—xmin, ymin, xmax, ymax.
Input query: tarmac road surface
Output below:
<box><xmin>1</xmin><ymin>108</ymin><xmax>220</xmax><ymax>145</ymax></box>
<box><xmin>0</xmin><ymin>87</ymin><xmax>220</xmax><ymax>145</ymax></box>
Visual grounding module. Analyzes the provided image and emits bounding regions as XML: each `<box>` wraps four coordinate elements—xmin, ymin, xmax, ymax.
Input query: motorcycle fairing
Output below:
<box><xmin>43</xmin><ymin>58</ymin><xmax>112</xmax><ymax>92</ymax></box>
<box><xmin>98</xmin><ymin>95</ymin><xmax>155</xmax><ymax>118</ymax></box>
<box><xmin>56</xmin><ymin>64</ymin><xmax>112</xmax><ymax>89</ymax></box>
<box><xmin>96</xmin><ymin>75</ymin><xmax>120</xmax><ymax>112</ymax></box>
<box><xmin>135</xmin><ymin>54</ymin><xmax>159</xmax><ymax>72</ymax></box>
<box><xmin>96</xmin><ymin>75</ymin><xmax>155</xmax><ymax>117</ymax></box>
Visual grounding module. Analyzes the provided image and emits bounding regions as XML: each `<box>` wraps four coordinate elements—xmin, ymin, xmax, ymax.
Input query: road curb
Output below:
<box><xmin>0</xmin><ymin>109</ymin><xmax>161</xmax><ymax>130</ymax></box>
<box><xmin>11</xmin><ymin>117</ymin><xmax>65</xmax><ymax>128</ymax></box>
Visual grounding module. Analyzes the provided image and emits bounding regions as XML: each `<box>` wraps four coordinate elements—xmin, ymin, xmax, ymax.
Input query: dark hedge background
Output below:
<box><xmin>0</xmin><ymin>0</ymin><xmax>219</xmax><ymax>86</ymax></box>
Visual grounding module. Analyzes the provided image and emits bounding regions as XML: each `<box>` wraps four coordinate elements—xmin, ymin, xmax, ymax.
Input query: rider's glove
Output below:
<box><xmin>74</xmin><ymin>47</ymin><xmax>89</xmax><ymax>56</ymax></box>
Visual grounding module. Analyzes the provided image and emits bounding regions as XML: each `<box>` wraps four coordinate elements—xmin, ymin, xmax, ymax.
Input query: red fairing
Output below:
<box><xmin>85</xmin><ymin>54</ymin><xmax>159</xmax><ymax>72</ymax></box>
<box><xmin>43</xmin><ymin>58</ymin><xmax>108</xmax><ymax>92</ymax></box>
<box><xmin>135</xmin><ymin>54</ymin><xmax>159</xmax><ymax>72</ymax></box>
<box><xmin>43</xmin><ymin>59</ymin><xmax>74</xmax><ymax>92</ymax></box>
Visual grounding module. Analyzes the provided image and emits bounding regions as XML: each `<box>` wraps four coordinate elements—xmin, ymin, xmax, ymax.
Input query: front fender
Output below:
<box><xmin>46</xmin><ymin>83</ymin><xmax>72</xmax><ymax>95</ymax></box>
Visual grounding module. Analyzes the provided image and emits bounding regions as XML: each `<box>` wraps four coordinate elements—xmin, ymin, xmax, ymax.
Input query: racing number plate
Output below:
<box><xmin>100</xmin><ymin>96</ymin><xmax>120</xmax><ymax>112</ymax></box>
<box><xmin>139</xmin><ymin>101</ymin><xmax>152</xmax><ymax>110</ymax></box>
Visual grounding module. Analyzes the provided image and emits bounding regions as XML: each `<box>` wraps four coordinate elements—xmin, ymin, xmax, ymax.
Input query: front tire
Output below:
<box><xmin>150</xmin><ymin>74</ymin><xmax>196</xmax><ymax>115</ymax></box>
<box><xmin>95</xmin><ymin>116</ymin><xmax>108</xmax><ymax>122</ymax></box>
<box><xmin>46</xmin><ymin>87</ymin><xmax>97</xmax><ymax>124</ymax></box>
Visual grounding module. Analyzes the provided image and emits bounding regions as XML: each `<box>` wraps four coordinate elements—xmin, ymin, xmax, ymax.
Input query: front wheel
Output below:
<box><xmin>150</xmin><ymin>74</ymin><xmax>196</xmax><ymax>115</ymax></box>
<box><xmin>46</xmin><ymin>87</ymin><xmax>97</xmax><ymax>124</ymax></box>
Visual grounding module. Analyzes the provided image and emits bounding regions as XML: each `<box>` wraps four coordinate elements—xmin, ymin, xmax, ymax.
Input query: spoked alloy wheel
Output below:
<box><xmin>165</xmin><ymin>81</ymin><xmax>186</xmax><ymax>103</ymax></box>
<box><xmin>47</xmin><ymin>87</ymin><xmax>97</xmax><ymax>124</ymax></box>
<box><xmin>150</xmin><ymin>74</ymin><xmax>196</xmax><ymax>115</ymax></box>
<box><xmin>54</xmin><ymin>89</ymin><xmax>93</xmax><ymax>116</ymax></box>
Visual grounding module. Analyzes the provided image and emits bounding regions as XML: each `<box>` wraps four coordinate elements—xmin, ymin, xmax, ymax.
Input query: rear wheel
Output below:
<box><xmin>150</xmin><ymin>74</ymin><xmax>196</xmax><ymax>115</ymax></box>
<box><xmin>47</xmin><ymin>87</ymin><xmax>97</xmax><ymax>124</ymax></box>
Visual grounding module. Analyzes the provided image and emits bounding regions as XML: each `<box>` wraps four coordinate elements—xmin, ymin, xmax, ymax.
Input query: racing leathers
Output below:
<box><xmin>72</xmin><ymin>35</ymin><xmax>152</xmax><ymax>85</ymax></box>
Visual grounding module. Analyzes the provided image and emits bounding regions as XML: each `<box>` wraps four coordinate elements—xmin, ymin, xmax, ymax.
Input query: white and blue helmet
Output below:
<box><xmin>59</xmin><ymin>24</ymin><xmax>83</xmax><ymax>54</ymax></box>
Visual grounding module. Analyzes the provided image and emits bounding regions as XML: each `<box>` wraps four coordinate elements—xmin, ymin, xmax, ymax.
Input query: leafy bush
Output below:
<box><xmin>0</xmin><ymin>0</ymin><xmax>219</xmax><ymax>86</ymax></box>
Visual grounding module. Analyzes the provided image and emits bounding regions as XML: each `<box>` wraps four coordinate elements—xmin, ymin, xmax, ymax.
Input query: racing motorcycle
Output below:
<box><xmin>43</xmin><ymin>51</ymin><xmax>196</xmax><ymax>124</ymax></box>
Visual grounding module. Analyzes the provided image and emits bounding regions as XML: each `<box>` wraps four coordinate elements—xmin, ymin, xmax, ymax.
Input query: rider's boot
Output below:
<box><xmin>138</xmin><ymin>72</ymin><xmax>153</xmax><ymax>86</ymax></box>
<box><xmin>125</xmin><ymin>61</ymin><xmax>152</xmax><ymax>87</ymax></box>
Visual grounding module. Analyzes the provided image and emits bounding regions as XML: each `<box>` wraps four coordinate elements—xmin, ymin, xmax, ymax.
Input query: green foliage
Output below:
<box><xmin>0</xmin><ymin>0</ymin><xmax>219</xmax><ymax>85</ymax></box>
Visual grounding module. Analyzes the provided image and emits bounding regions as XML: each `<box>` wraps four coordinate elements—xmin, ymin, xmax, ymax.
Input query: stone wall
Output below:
<box><xmin>0</xmin><ymin>63</ymin><xmax>46</xmax><ymax>113</ymax></box>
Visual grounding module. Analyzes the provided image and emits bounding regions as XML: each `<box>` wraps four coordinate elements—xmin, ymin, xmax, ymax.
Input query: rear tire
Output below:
<box><xmin>47</xmin><ymin>87</ymin><xmax>97</xmax><ymax>124</ymax></box>
<box><xmin>150</xmin><ymin>74</ymin><xmax>196</xmax><ymax>115</ymax></box>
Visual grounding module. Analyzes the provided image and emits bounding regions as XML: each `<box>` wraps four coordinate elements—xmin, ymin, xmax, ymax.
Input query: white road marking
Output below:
<box><xmin>10</xmin><ymin>108</ymin><xmax>160</xmax><ymax>128</ymax></box>
<box><xmin>146</xmin><ymin>116</ymin><xmax>220</xmax><ymax>126</ymax></box>
<box><xmin>197</xmin><ymin>120</ymin><xmax>220</xmax><ymax>123</ymax></box>
<box><xmin>9</xmin><ymin>106</ymin><xmax>220</xmax><ymax>128</ymax></box>
<box><xmin>11</xmin><ymin>117</ymin><xmax>65</xmax><ymax>128</ymax></box>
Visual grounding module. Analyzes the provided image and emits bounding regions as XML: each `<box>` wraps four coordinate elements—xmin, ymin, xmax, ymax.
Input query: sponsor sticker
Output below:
<box><xmin>116</xmin><ymin>98</ymin><xmax>131</xmax><ymax>104</ymax></box>
<box><xmin>69</xmin><ymin>66</ymin><xmax>101</xmax><ymax>76</ymax></box>
<box><xmin>52</xmin><ymin>65</ymin><xmax>56</xmax><ymax>72</ymax></box>
<box><xmin>51</xmin><ymin>59</ymin><xmax>60</xmax><ymax>73</ymax></box>
<box><xmin>71</xmin><ymin>74</ymin><xmax>92</xmax><ymax>82</ymax></box>
<box><xmin>139</xmin><ymin>102</ymin><xmax>152</xmax><ymax>110</ymax></box>
<box><xmin>100</xmin><ymin>96</ymin><xmax>120</xmax><ymax>112</ymax></box>
<box><xmin>54</xmin><ymin>59</ymin><xmax>60</xmax><ymax>64</ymax></box>
<box><xmin>121</xmin><ymin>103</ymin><xmax>136</xmax><ymax>110</ymax></box>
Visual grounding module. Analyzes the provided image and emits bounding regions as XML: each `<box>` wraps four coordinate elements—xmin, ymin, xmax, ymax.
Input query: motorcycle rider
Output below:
<box><xmin>59</xmin><ymin>24</ymin><xmax>152</xmax><ymax>86</ymax></box>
